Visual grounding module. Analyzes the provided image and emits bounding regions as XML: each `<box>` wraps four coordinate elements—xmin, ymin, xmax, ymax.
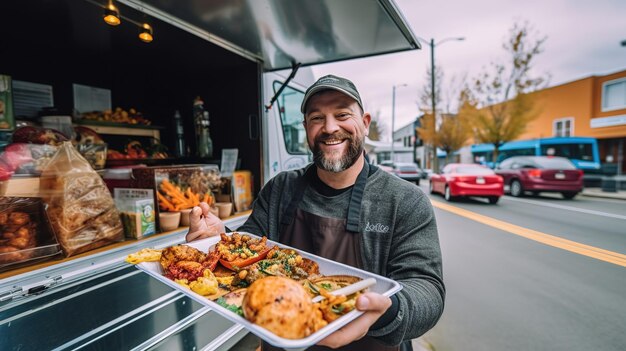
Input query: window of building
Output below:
<box><xmin>553</xmin><ymin>117</ymin><xmax>574</xmax><ymax>137</ymax></box>
<box><xmin>602</xmin><ymin>78</ymin><xmax>626</xmax><ymax>112</ymax></box>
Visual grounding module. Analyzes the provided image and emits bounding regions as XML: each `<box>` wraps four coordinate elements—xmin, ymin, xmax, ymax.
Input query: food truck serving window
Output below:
<box><xmin>273</xmin><ymin>82</ymin><xmax>308</xmax><ymax>155</ymax></box>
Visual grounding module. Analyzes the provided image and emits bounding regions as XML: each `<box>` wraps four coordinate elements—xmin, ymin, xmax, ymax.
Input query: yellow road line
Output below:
<box><xmin>430</xmin><ymin>199</ymin><xmax>626</xmax><ymax>268</ymax></box>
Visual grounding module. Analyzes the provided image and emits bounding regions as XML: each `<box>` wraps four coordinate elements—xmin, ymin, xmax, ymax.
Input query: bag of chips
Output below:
<box><xmin>40</xmin><ymin>142</ymin><xmax>123</xmax><ymax>256</ymax></box>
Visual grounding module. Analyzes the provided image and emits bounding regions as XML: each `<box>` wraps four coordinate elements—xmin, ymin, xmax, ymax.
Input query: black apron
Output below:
<box><xmin>261</xmin><ymin>162</ymin><xmax>409</xmax><ymax>351</ymax></box>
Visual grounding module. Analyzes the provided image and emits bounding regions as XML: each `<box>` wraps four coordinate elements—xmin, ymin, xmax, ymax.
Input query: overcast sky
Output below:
<box><xmin>311</xmin><ymin>0</ymin><xmax>626</xmax><ymax>141</ymax></box>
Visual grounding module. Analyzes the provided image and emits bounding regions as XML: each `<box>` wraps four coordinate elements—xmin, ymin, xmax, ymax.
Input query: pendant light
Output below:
<box><xmin>103</xmin><ymin>0</ymin><xmax>121</xmax><ymax>26</ymax></box>
<box><xmin>138</xmin><ymin>23</ymin><xmax>153</xmax><ymax>43</ymax></box>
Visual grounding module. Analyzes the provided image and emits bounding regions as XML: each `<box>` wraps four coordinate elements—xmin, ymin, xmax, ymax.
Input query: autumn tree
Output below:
<box><xmin>468</xmin><ymin>21</ymin><xmax>549</xmax><ymax>163</ymax></box>
<box><xmin>439</xmin><ymin>90</ymin><xmax>473</xmax><ymax>163</ymax></box>
<box><xmin>418</xmin><ymin>88</ymin><xmax>473</xmax><ymax>164</ymax></box>
<box><xmin>368</xmin><ymin>110</ymin><xmax>385</xmax><ymax>141</ymax></box>
<box><xmin>418</xmin><ymin>66</ymin><xmax>471</xmax><ymax>168</ymax></box>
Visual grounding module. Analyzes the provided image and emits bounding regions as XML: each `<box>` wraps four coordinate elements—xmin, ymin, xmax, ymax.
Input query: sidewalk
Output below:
<box><xmin>581</xmin><ymin>187</ymin><xmax>626</xmax><ymax>200</ymax></box>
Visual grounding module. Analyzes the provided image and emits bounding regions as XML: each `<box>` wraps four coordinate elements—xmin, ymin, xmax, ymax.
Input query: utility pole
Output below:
<box><xmin>391</xmin><ymin>83</ymin><xmax>407</xmax><ymax>163</ymax></box>
<box><xmin>417</xmin><ymin>36</ymin><xmax>465</xmax><ymax>172</ymax></box>
<box><xmin>430</xmin><ymin>38</ymin><xmax>438</xmax><ymax>173</ymax></box>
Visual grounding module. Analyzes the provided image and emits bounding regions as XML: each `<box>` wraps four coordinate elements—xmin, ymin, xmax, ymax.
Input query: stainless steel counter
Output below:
<box><xmin>0</xmin><ymin>215</ymin><xmax>250</xmax><ymax>350</ymax></box>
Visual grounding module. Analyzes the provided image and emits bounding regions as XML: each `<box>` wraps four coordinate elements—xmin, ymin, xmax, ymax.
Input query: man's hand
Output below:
<box><xmin>317</xmin><ymin>292</ymin><xmax>392</xmax><ymax>349</ymax></box>
<box><xmin>185</xmin><ymin>202</ymin><xmax>225</xmax><ymax>242</ymax></box>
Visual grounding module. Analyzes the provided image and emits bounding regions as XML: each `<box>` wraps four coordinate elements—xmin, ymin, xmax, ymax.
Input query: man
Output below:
<box><xmin>187</xmin><ymin>75</ymin><xmax>445</xmax><ymax>350</ymax></box>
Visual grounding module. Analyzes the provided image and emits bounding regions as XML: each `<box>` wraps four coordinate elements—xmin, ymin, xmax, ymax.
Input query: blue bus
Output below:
<box><xmin>471</xmin><ymin>137</ymin><xmax>601</xmax><ymax>171</ymax></box>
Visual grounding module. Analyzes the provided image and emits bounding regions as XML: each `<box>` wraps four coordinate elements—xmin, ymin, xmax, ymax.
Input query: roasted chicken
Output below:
<box><xmin>242</xmin><ymin>276</ymin><xmax>321</xmax><ymax>339</ymax></box>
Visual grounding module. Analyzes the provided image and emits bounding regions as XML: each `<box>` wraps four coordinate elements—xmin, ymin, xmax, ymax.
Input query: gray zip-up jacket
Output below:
<box><xmin>239</xmin><ymin>166</ymin><xmax>445</xmax><ymax>346</ymax></box>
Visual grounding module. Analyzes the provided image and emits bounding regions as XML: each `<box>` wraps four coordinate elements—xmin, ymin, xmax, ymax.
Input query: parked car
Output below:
<box><xmin>495</xmin><ymin>156</ymin><xmax>584</xmax><ymax>199</ymax></box>
<box><xmin>379</xmin><ymin>161</ymin><xmax>423</xmax><ymax>185</ymax></box>
<box><xmin>430</xmin><ymin>163</ymin><xmax>504</xmax><ymax>204</ymax></box>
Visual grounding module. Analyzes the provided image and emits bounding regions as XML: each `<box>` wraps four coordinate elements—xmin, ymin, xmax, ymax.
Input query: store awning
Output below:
<box><xmin>121</xmin><ymin>0</ymin><xmax>420</xmax><ymax>71</ymax></box>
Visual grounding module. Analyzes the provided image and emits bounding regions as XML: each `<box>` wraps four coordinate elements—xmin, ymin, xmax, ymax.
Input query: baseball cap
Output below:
<box><xmin>300</xmin><ymin>74</ymin><xmax>364</xmax><ymax>114</ymax></box>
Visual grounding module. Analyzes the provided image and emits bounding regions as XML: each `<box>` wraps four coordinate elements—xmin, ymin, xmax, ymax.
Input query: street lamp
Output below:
<box><xmin>416</xmin><ymin>36</ymin><xmax>465</xmax><ymax>172</ymax></box>
<box><xmin>391</xmin><ymin>83</ymin><xmax>407</xmax><ymax>162</ymax></box>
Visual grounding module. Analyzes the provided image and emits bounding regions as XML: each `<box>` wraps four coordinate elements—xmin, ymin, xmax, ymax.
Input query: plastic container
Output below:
<box><xmin>215</xmin><ymin>202</ymin><xmax>232</xmax><ymax>219</ymax></box>
<box><xmin>136</xmin><ymin>232</ymin><xmax>402</xmax><ymax>350</ymax></box>
<box><xmin>158</xmin><ymin>211</ymin><xmax>180</xmax><ymax>232</ymax></box>
<box><xmin>0</xmin><ymin>197</ymin><xmax>62</xmax><ymax>272</ymax></box>
<box><xmin>179</xmin><ymin>208</ymin><xmax>192</xmax><ymax>226</ymax></box>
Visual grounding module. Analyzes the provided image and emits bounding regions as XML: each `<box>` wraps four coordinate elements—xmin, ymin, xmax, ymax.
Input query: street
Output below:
<box><xmin>416</xmin><ymin>181</ymin><xmax>626</xmax><ymax>351</ymax></box>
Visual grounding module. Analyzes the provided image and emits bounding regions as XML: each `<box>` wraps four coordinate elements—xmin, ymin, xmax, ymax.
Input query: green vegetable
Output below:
<box><xmin>307</xmin><ymin>281</ymin><xmax>320</xmax><ymax>295</ymax></box>
<box><xmin>321</xmin><ymin>283</ymin><xmax>332</xmax><ymax>290</ymax></box>
<box><xmin>216</xmin><ymin>297</ymin><xmax>244</xmax><ymax>317</ymax></box>
<box><xmin>331</xmin><ymin>304</ymin><xmax>345</xmax><ymax>314</ymax></box>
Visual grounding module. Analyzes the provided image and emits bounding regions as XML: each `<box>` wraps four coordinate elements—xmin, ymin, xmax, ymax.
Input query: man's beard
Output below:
<box><xmin>311</xmin><ymin>132</ymin><xmax>363</xmax><ymax>173</ymax></box>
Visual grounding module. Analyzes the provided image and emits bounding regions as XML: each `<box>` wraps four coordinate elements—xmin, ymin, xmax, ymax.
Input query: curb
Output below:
<box><xmin>581</xmin><ymin>190</ymin><xmax>626</xmax><ymax>201</ymax></box>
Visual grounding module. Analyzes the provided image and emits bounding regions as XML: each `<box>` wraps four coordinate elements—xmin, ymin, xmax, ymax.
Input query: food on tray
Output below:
<box><xmin>157</xmin><ymin>179</ymin><xmax>213</xmax><ymax>212</ymax></box>
<box><xmin>303</xmin><ymin>275</ymin><xmax>363</xmax><ymax>297</ymax></box>
<box><xmin>232</xmin><ymin>247</ymin><xmax>320</xmax><ymax>286</ymax></box>
<box><xmin>216</xmin><ymin>233</ymin><xmax>271</xmax><ymax>271</ymax></box>
<box><xmin>216</xmin><ymin>288</ymin><xmax>247</xmax><ymax>316</ymax></box>
<box><xmin>160</xmin><ymin>245</ymin><xmax>206</xmax><ymax>270</ymax></box>
<box><xmin>0</xmin><ymin>210</ymin><xmax>37</xmax><ymax>264</ymax></box>
<box><xmin>41</xmin><ymin>142</ymin><xmax>123</xmax><ymax>256</ymax></box>
<box><xmin>12</xmin><ymin>126</ymin><xmax>69</xmax><ymax>145</ymax></box>
<box><xmin>243</xmin><ymin>276</ymin><xmax>322</xmax><ymax>339</ymax></box>
<box><xmin>81</xmin><ymin>107</ymin><xmax>151</xmax><ymax>125</ymax></box>
<box><xmin>315</xmin><ymin>288</ymin><xmax>359</xmax><ymax>322</ymax></box>
<box><xmin>125</xmin><ymin>248</ymin><xmax>162</xmax><ymax>264</ymax></box>
<box><xmin>106</xmin><ymin>139</ymin><xmax>169</xmax><ymax>161</ymax></box>
<box><xmin>127</xmin><ymin>232</ymin><xmax>372</xmax><ymax>340</ymax></box>
<box><xmin>175</xmin><ymin>268</ymin><xmax>219</xmax><ymax>296</ymax></box>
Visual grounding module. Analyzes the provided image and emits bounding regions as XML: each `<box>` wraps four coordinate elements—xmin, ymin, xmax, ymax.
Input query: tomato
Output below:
<box><xmin>219</xmin><ymin>246</ymin><xmax>272</xmax><ymax>271</ymax></box>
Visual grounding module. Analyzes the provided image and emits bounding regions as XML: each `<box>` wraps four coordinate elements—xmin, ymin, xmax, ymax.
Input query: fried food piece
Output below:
<box><xmin>315</xmin><ymin>289</ymin><xmax>359</xmax><ymax>322</ymax></box>
<box><xmin>0</xmin><ymin>246</ymin><xmax>28</xmax><ymax>263</ymax></box>
<box><xmin>0</xmin><ymin>212</ymin><xmax>8</xmax><ymax>225</ymax></box>
<box><xmin>9</xmin><ymin>212</ymin><xmax>30</xmax><ymax>226</ymax></box>
<box><xmin>217</xmin><ymin>233</ymin><xmax>268</xmax><ymax>262</ymax></box>
<box><xmin>8</xmin><ymin>236</ymin><xmax>31</xmax><ymax>249</ymax></box>
<box><xmin>165</xmin><ymin>260</ymin><xmax>205</xmax><ymax>281</ymax></box>
<box><xmin>243</xmin><ymin>276</ymin><xmax>318</xmax><ymax>339</ymax></box>
<box><xmin>189</xmin><ymin>269</ymin><xmax>219</xmax><ymax>296</ymax></box>
<box><xmin>160</xmin><ymin>245</ymin><xmax>206</xmax><ymax>270</ymax></box>
<box><xmin>125</xmin><ymin>248</ymin><xmax>162</xmax><ymax>264</ymax></box>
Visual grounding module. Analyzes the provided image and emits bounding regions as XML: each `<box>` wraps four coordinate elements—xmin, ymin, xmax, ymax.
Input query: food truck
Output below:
<box><xmin>0</xmin><ymin>0</ymin><xmax>420</xmax><ymax>349</ymax></box>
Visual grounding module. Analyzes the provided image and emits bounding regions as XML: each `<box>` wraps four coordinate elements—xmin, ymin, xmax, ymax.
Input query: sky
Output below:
<box><xmin>311</xmin><ymin>0</ymin><xmax>626</xmax><ymax>141</ymax></box>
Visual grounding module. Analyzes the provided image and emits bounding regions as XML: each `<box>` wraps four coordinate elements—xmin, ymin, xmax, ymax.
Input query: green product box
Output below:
<box><xmin>0</xmin><ymin>75</ymin><xmax>15</xmax><ymax>131</ymax></box>
<box><xmin>114</xmin><ymin>188</ymin><xmax>156</xmax><ymax>239</ymax></box>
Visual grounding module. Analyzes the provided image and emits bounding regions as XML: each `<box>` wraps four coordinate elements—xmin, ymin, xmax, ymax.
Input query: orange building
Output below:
<box><xmin>518</xmin><ymin>68</ymin><xmax>626</xmax><ymax>174</ymax></box>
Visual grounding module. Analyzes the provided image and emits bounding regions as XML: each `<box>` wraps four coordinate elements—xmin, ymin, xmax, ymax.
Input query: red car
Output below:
<box><xmin>495</xmin><ymin>156</ymin><xmax>584</xmax><ymax>199</ymax></box>
<box><xmin>430</xmin><ymin>163</ymin><xmax>504</xmax><ymax>204</ymax></box>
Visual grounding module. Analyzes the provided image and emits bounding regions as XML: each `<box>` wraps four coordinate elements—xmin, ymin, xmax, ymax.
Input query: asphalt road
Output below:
<box><xmin>418</xmin><ymin>183</ymin><xmax>626</xmax><ymax>351</ymax></box>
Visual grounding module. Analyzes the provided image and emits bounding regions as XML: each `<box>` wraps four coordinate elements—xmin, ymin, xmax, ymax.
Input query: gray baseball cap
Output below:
<box><xmin>300</xmin><ymin>74</ymin><xmax>364</xmax><ymax>114</ymax></box>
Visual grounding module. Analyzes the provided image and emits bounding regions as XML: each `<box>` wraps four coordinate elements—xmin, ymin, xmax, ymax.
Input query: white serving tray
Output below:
<box><xmin>136</xmin><ymin>232</ymin><xmax>402</xmax><ymax>350</ymax></box>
